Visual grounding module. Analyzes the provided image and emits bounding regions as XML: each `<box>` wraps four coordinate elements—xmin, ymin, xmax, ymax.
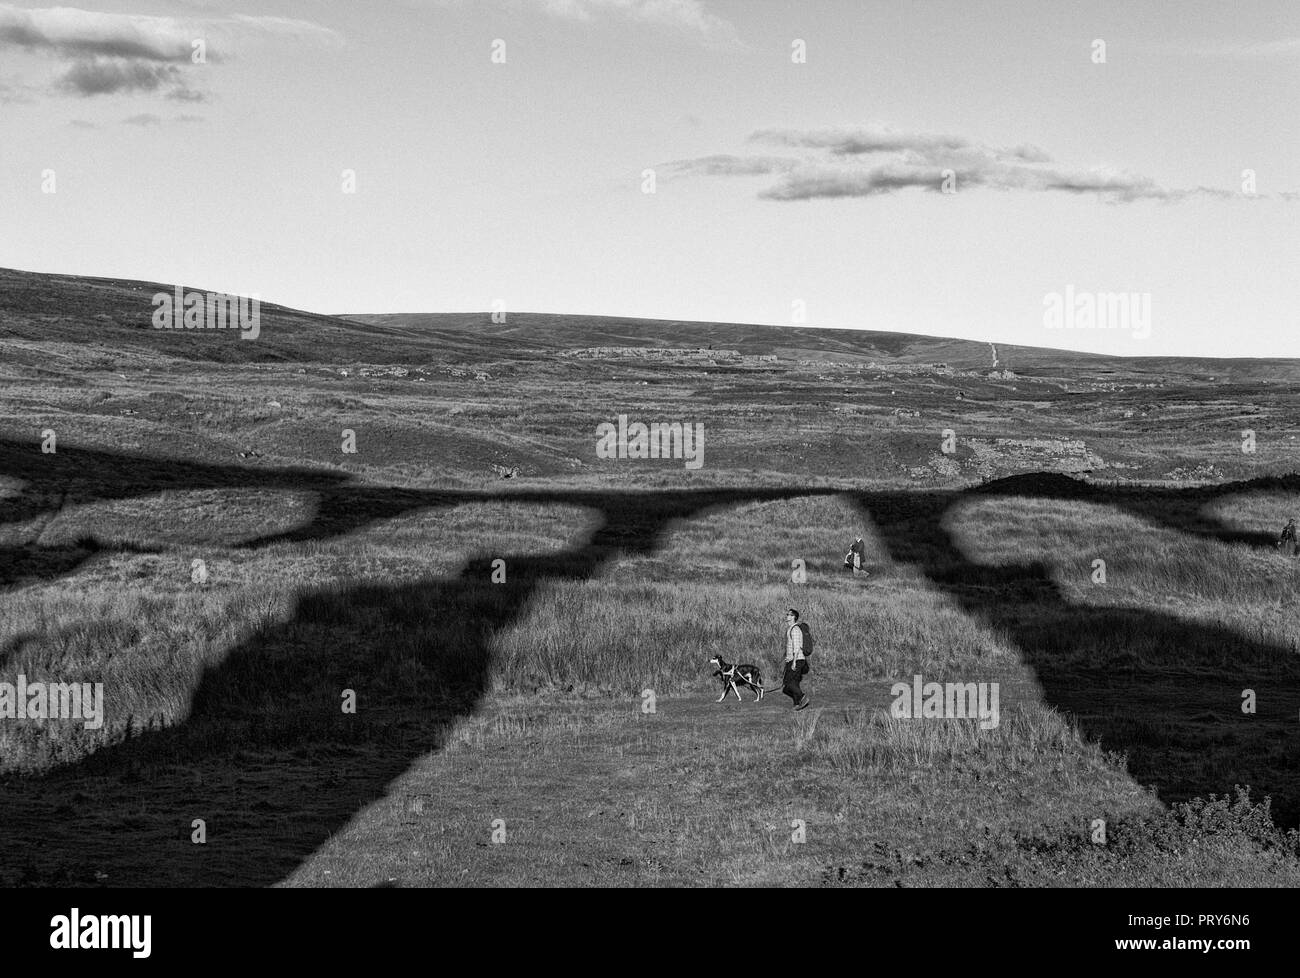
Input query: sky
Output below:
<box><xmin>0</xmin><ymin>0</ymin><xmax>1296</xmax><ymax>357</ymax></box>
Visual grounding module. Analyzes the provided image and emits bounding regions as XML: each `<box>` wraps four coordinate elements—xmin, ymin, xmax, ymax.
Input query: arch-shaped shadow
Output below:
<box><xmin>850</xmin><ymin>474</ymin><xmax>1300</xmax><ymax>827</ymax></box>
<box><xmin>0</xmin><ymin>437</ymin><xmax>833</xmax><ymax>885</ymax></box>
<box><xmin>0</xmin><ymin>437</ymin><xmax>349</xmax><ymax>590</ymax></box>
<box><xmin>2</xmin><ymin>433</ymin><xmax>1298</xmax><ymax>884</ymax></box>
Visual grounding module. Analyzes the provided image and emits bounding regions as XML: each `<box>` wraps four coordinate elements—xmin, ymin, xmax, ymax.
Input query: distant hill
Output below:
<box><xmin>343</xmin><ymin>312</ymin><xmax>1298</xmax><ymax>381</ymax></box>
<box><xmin>0</xmin><ymin>266</ymin><xmax>431</xmax><ymax>366</ymax></box>
<box><xmin>1</xmin><ymin>267</ymin><xmax>1295</xmax><ymax>384</ymax></box>
<box><xmin>345</xmin><ymin>311</ymin><xmax>1053</xmax><ymax>368</ymax></box>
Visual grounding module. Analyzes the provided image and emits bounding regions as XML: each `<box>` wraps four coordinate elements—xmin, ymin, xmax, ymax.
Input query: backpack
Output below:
<box><xmin>797</xmin><ymin>621</ymin><xmax>813</xmax><ymax>657</ymax></box>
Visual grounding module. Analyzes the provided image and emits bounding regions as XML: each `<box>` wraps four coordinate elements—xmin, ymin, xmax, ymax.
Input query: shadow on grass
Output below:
<box><xmin>848</xmin><ymin>474</ymin><xmax>1300</xmax><ymax>827</ymax></box>
<box><xmin>1</xmin><ymin>436</ymin><xmax>1298</xmax><ymax>885</ymax></box>
<box><xmin>0</xmin><ymin>436</ymin><xmax>827</xmax><ymax>885</ymax></box>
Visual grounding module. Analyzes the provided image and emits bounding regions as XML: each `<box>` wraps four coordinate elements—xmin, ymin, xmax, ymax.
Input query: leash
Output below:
<box><xmin>759</xmin><ymin>657</ymin><xmax>784</xmax><ymax>692</ymax></box>
<box><xmin>759</xmin><ymin>657</ymin><xmax>804</xmax><ymax>692</ymax></box>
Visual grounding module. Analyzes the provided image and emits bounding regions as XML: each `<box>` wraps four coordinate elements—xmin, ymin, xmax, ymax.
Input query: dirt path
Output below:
<box><xmin>283</xmin><ymin>670</ymin><xmax>1051</xmax><ymax>887</ymax></box>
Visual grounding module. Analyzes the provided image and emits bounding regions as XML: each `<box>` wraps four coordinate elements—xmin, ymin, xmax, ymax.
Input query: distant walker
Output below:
<box><xmin>1279</xmin><ymin>517</ymin><xmax>1298</xmax><ymax>556</ymax></box>
<box><xmin>844</xmin><ymin>535</ymin><xmax>866</xmax><ymax>573</ymax></box>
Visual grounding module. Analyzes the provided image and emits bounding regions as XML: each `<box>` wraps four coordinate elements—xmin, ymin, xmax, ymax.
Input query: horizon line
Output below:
<box><xmin>2</xmin><ymin>263</ymin><xmax>1295</xmax><ymax>364</ymax></box>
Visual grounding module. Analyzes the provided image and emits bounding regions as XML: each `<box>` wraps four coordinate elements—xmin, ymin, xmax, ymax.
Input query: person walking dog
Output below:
<box><xmin>782</xmin><ymin>609</ymin><xmax>811</xmax><ymax>711</ymax></box>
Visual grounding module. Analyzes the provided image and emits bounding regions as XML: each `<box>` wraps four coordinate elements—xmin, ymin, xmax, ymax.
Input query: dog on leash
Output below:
<box><xmin>709</xmin><ymin>654</ymin><xmax>765</xmax><ymax>702</ymax></box>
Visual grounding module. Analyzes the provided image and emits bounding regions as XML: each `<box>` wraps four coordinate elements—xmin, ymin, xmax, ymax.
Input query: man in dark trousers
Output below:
<box><xmin>782</xmin><ymin>609</ymin><xmax>811</xmax><ymax>711</ymax></box>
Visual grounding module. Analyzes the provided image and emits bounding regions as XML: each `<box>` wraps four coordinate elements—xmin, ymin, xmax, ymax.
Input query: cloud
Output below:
<box><xmin>0</xmin><ymin>5</ymin><xmax>198</xmax><ymax>61</ymax></box>
<box><xmin>667</xmin><ymin>125</ymin><xmax>1257</xmax><ymax>203</ymax></box>
<box><xmin>68</xmin><ymin>117</ymin><xmax>95</xmax><ymax>128</ymax></box>
<box><xmin>535</xmin><ymin>0</ymin><xmax>731</xmax><ymax>34</ymax></box>
<box><xmin>224</xmin><ymin>14</ymin><xmax>346</xmax><ymax>48</ymax></box>
<box><xmin>0</xmin><ymin>4</ymin><xmax>341</xmax><ymax>100</ymax></box>
<box><xmin>121</xmin><ymin>111</ymin><xmax>204</xmax><ymax>126</ymax></box>
<box><xmin>166</xmin><ymin>84</ymin><xmax>206</xmax><ymax>102</ymax></box>
<box><xmin>431</xmin><ymin>0</ymin><xmax>737</xmax><ymax>44</ymax></box>
<box><xmin>664</xmin><ymin>154</ymin><xmax>798</xmax><ymax>177</ymax></box>
<box><xmin>57</xmin><ymin>58</ymin><xmax>187</xmax><ymax>97</ymax></box>
<box><xmin>751</xmin><ymin>126</ymin><xmax>973</xmax><ymax>157</ymax></box>
<box><xmin>751</xmin><ymin>126</ymin><xmax>1057</xmax><ymax>165</ymax></box>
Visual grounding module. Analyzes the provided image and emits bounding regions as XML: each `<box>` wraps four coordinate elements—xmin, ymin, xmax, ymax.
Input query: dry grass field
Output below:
<box><xmin>2</xmin><ymin>268</ymin><xmax>1298</xmax><ymax>887</ymax></box>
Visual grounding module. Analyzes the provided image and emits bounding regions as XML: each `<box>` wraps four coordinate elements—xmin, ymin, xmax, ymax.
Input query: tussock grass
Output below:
<box><xmin>3</xmin><ymin>349</ymin><xmax>1299</xmax><ymax>883</ymax></box>
<box><xmin>811</xmin><ymin>707</ymin><xmax>1087</xmax><ymax>776</ymax></box>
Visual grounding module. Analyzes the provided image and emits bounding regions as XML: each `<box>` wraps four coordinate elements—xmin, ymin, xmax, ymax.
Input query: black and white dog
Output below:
<box><xmin>709</xmin><ymin>655</ymin><xmax>765</xmax><ymax>702</ymax></box>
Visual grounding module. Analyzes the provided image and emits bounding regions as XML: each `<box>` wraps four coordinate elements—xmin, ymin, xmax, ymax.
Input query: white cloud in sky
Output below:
<box><xmin>535</xmin><ymin>0</ymin><xmax>732</xmax><ymax>34</ymax></box>
<box><xmin>0</xmin><ymin>4</ymin><xmax>341</xmax><ymax>99</ymax></box>
<box><xmin>427</xmin><ymin>0</ymin><xmax>737</xmax><ymax>43</ymax></box>
<box><xmin>665</xmin><ymin>125</ymin><xmax>1261</xmax><ymax>203</ymax></box>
